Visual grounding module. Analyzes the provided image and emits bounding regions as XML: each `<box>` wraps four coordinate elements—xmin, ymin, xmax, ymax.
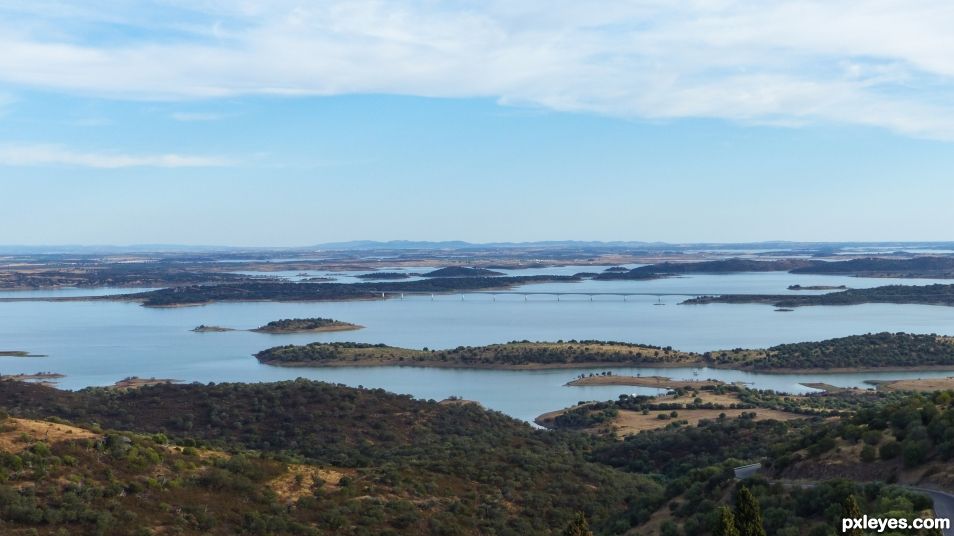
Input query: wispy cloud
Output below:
<box><xmin>2</xmin><ymin>2</ymin><xmax>954</xmax><ymax>139</ymax></box>
<box><xmin>0</xmin><ymin>144</ymin><xmax>232</xmax><ymax>168</ymax></box>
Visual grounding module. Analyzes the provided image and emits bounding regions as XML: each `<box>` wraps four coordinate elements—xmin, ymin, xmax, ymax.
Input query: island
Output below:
<box><xmin>420</xmin><ymin>266</ymin><xmax>504</xmax><ymax>277</ymax></box>
<box><xmin>191</xmin><ymin>324</ymin><xmax>235</xmax><ymax>332</ymax></box>
<box><xmin>126</xmin><ymin>275</ymin><xmax>579</xmax><ymax>306</ymax></box>
<box><xmin>255</xmin><ymin>340</ymin><xmax>700</xmax><ymax>369</ymax></box>
<box><xmin>595</xmin><ymin>256</ymin><xmax>954</xmax><ymax>280</ymax></box>
<box><xmin>0</xmin><ymin>350</ymin><xmax>44</xmax><ymax>357</ymax></box>
<box><xmin>683</xmin><ymin>283</ymin><xmax>954</xmax><ymax>308</ymax></box>
<box><xmin>251</xmin><ymin>317</ymin><xmax>362</xmax><ymax>333</ymax></box>
<box><xmin>255</xmin><ymin>332</ymin><xmax>954</xmax><ymax>373</ymax></box>
<box><xmin>787</xmin><ymin>284</ymin><xmax>847</xmax><ymax>290</ymax></box>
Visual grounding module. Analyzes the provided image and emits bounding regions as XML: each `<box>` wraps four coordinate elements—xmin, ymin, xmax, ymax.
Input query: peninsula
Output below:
<box><xmin>683</xmin><ymin>283</ymin><xmax>954</xmax><ymax>308</ymax></box>
<box><xmin>128</xmin><ymin>275</ymin><xmax>579</xmax><ymax>307</ymax></box>
<box><xmin>255</xmin><ymin>340</ymin><xmax>699</xmax><ymax>369</ymax></box>
<box><xmin>256</xmin><ymin>332</ymin><xmax>954</xmax><ymax>373</ymax></box>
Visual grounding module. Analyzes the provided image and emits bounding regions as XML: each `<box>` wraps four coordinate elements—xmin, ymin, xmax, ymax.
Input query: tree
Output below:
<box><xmin>734</xmin><ymin>486</ymin><xmax>766</xmax><ymax>536</ymax></box>
<box><xmin>713</xmin><ymin>506</ymin><xmax>740</xmax><ymax>536</ymax></box>
<box><xmin>840</xmin><ymin>495</ymin><xmax>863</xmax><ymax>536</ymax></box>
<box><xmin>562</xmin><ymin>512</ymin><xmax>593</xmax><ymax>536</ymax></box>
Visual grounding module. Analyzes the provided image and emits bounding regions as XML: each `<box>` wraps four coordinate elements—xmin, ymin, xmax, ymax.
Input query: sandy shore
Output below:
<box><xmin>869</xmin><ymin>377</ymin><xmax>954</xmax><ymax>392</ymax></box>
<box><xmin>565</xmin><ymin>375</ymin><xmax>723</xmax><ymax>389</ymax></box>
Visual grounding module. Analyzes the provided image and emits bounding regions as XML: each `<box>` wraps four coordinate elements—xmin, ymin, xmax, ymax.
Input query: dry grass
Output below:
<box><xmin>0</xmin><ymin>417</ymin><xmax>99</xmax><ymax>453</ymax></box>
<box><xmin>612</xmin><ymin>406</ymin><xmax>803</xmax><ymax>435</ymax></box>
<box><xmin>268</xmin><ymin>464</ymin><xmax>351</xmax><ymax>502</ymax></box>
<box><xmin>876</xmin><ymin>377</ymin><xmax>954</xmax><ymax>392</ymax></box>
<box><xmin>566</xmin><ymin>375</ymin><xmax>722</xmax><ymax>389</ymax></box>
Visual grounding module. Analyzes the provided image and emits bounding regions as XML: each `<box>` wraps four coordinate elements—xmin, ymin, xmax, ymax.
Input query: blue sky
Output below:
<box><xmin>1</xmin><ymin>1</ymin><xmax>954</xmax><ymax>246</ymax></box>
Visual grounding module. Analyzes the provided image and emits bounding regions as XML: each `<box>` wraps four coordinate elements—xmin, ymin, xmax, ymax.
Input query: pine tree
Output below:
<box><xmin>563</xmin><ymin>512</ymin><xmax>593</xmax><ymax>536</ymax></box>
<box><xmin>734</xmin><ymin>486</ymin><xmax>766</xmax><ymax>536</ymax></box>
<box><xmin>713</xmin><ymin>506</ymin><xmax>741</xmax><ymax>536</ymax></box>
<box><xmin>841</xmin><ymin>494</ymin><xmax>863</xmax><ymax>536</ymax></box>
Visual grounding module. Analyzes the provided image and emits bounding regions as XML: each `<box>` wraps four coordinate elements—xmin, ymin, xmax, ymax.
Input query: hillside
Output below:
<box><xmin>0</xmin><ymin>380</ymin><xmax>660</xmax><ymax>535</ymax></box>
<box><xmin>420</xmin><ymin>267</ymin><xmax>504</xmax><ymax>277</ymax></box>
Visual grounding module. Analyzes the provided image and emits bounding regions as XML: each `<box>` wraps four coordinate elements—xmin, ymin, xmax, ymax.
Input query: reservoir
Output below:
<box><xmin>3</xmin><ymin>270</ymin><xmax>954</xmax><ymax>422</ymax></box>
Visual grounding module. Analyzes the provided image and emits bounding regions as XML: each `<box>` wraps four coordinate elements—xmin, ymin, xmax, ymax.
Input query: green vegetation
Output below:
<box><xmin>0</xmin><ymin>380</ymin><xmax>660</xmax><ymax>535</ymax></box>
<box><xmin>253</xmin><ymin>318</ymin><xmax>360</xmax><ymax>333</ymax></box>
<box><xmin>792</xmin><ymin>256</ymin><xmax>954</xmax><ymax>278</ymax></box>
<box><xmin>257</xmin><ymin>332</ymin><xmax>954</xmax><ymax>372</ymax></box>
<box><xmin>683</xmin><ymin>283</ymin><xmax>954</xmax><ymax>308</ymax></box>
<box><xmin>0</xmin><ymin>262</ymin><xmax>252</xmax><ymax>290</ymax></box>
<box><xmin>353</xmin><ymin>272</ymin><xmax>411</xmax><ymax>280</ymax></box>
<box><xmin>255</xmin><ymin>340</ymin><xmax>700</xmax><ymax>368</ymax></box>
<box><xmin>131</xmin><ymin>276</ymin><xmax>578</xmax><ymax>306</ymax></box>
<box><xmin>0</xmin><ymin>378</ymin><xmax>948</xmax><ymax>534</ymax></box>
<box><xmin>0</xmin><ymin>350</ymin><xmax>37</xmax><ymax>357</ymax></box>
<box><xmin>705</xmin><ymin>333</ymin><xmax>954</xmax><ymax>370</ymax></box>
<box><xmin>421</xmin><ymin>267</ymin><xmax>504</xmax><ymax>277</ymax></box>
<box><xmin>595</xmin><ymin>259</ymin><xmax>815</xmax><ymax>280</ymax></box>
<box><xmin>596</xmin><ymin>256</ymin><xmax>954</xmax><ymax>281</ymax></box>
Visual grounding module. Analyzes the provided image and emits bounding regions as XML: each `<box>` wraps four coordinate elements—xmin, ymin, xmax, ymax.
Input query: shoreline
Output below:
<box><xmin>252</xmin><ymin>323</ymin><xmax>364</xmax><ymax>334</ymax></box>
<box><xmin>257</xmin><ymin>358</ymin><xmax>954</xmax><ymax>375</ymax></box>
<box><xmin>256</xmin><ymin>359</ymin><xmax>705</xmax><ymax>370</ymax></box>
<box><xmin>565</xmin><ymin>375</ymin><xmax>724</xmax><ymax>389</ymax></box>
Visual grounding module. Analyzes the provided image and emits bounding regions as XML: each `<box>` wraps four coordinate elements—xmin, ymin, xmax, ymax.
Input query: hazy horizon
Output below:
<box><xmin>3</xmin><ymin>2</ymin><xmax>954</xmax><ymax>244</ymax></box>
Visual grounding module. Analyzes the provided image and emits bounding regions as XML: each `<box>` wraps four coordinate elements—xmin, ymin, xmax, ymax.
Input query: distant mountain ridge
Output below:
<box><xmin>3</xmin><ymin>240</ymin><xmax>954</xmax><ymax>255</ymax></box>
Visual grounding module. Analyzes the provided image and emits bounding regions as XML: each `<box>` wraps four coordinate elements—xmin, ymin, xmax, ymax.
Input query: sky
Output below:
<box><xmin>2</xmin><ymin>1</ymin><xmax>954</xmax><ymax>246</ymax></box>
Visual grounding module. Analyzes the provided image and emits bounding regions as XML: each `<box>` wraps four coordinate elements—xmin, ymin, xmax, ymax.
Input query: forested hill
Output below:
<box><xmin>0</xmin><ymin>380</ymin><xmax>659</xmax><ymax>535</ymax></box>
<box><xmin>708</xmin><ymin>332</ymin><xmax>954</xmax><ymax>370</ymax></box>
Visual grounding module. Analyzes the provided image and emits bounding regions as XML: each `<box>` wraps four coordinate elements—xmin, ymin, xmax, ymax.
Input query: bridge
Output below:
<box><xmin>370</xmin><ymin>291</ymin><xmax>700</xmax><ymax>301</ymax></box>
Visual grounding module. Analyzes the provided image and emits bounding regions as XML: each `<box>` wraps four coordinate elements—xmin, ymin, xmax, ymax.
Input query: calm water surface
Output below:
<box><xmin>2</xmin><ymin>271</ymin><xmax>954</xmax><ymax>422</ymax></box>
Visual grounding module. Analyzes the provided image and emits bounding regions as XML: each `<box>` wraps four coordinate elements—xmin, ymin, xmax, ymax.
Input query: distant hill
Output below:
<box><xmin>421</xmin><ymin>267</ymin><xmax>504</xmax><ymax>277</ymax></box>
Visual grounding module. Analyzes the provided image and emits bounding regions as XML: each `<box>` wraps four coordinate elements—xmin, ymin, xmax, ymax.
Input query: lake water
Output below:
<box><xmin>3</xmin><ymin>270</ymin><xmax>954</xmax><ymax>422</ymax></box>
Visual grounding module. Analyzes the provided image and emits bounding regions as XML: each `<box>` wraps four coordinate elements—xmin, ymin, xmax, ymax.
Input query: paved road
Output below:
<box><xmin>907</xmin><ymin>487</ymin><xmax>954</xmax><ymax>536</ymax></box>
<box><xmin>734</xmin><ymin>465</ymin><xmax>954</xmax><ymax>535</ymax></box>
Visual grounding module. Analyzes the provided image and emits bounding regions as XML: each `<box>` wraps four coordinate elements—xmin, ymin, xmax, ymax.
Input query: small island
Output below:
<box><xmin>787</xmin><ymin>284</ymin><xmax>847</xmax><ymax>291</ymax></box>
<box><xmin>193</xmin><ymin>318</ymin><xmax>362</xmax><ymax>334</ymax></box>
<box><xmin>0</xmin><ymin>350</ymin><xmax>44</xmax><ymax>357</ymax></box>
<box><xmin>192</xmin><ymin>325</ymin><xmax>235</xmax><ymax>332</ymax></box>
<box><xmin>252</xmin><ymin>318</ymin><xmax>363</xmax><ymax>334</ymax></box>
